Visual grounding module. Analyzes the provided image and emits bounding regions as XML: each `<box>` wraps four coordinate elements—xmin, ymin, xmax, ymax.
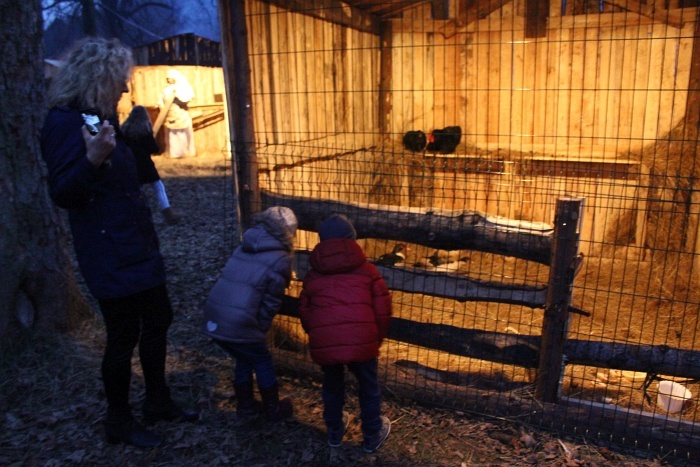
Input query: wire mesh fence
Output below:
<box><xmin>224</xmin><ymin>0</ymin><xmax>700</xmax><ymax>459</ymax></box>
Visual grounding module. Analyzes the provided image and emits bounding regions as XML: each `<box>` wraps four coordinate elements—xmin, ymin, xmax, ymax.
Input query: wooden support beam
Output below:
<box><xmin>604</xmin><ymin>0</ymin><xmax>685</xmax><ymax>28</ymax></box>
<box><xmin>432</xmin><ymin>0</ymin><xmax>450</xmax><ymax>19</ymax></box>
<box><xmin>394</xmin><ymin>10</ymin><xmax>681</xmax><ymax>34</ymax></box>
<box><xmin>536</xmin><ymin>197</ymin><xmax>583</xmax><ymax>402</ymax></box>
<box><xmin>378</xmin><ymin>21</ymin><xmax>393</xmax><ymax>137</ymax></box>
<box><xmin>258</xmin><ymin>0</ymin><xmax>381</xmax><ymax>35</ymax></box>
<box><xmin>261</xmin><ymin>189</ymin><xmax>555</xmax><ymax>264</ymax></box>
<box><xmin>220</xmin><ymin>0</ymin><xmax>260</xmax><ymax>229</ymax></box>
<box><xmin>525</xmin><ymin>0</ymin><xmax>549</xmax><ymax>38</ymax></box>
<box><xmin>457</xmin><ymin>0</ymin><xmax>511</xmax><ymax>26</ymax></box>
<box><xmin>685</xmin><ymin>8</ymin><xmax>700</xmax><ymax>140</ymax></box>
<box><xmin>217</xmin><ymin>0</ymin><xmax>243</xmax><ymax>242</ymax></box>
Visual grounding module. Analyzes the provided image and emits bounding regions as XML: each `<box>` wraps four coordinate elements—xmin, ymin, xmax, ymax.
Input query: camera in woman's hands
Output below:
<box><xmin>81</xmin><ymin>111</ymin><xmax>113</xmax><ymax>168</ymax></box>
<box><xmin>81</xmin><ymin>112</ymin><xmax>101</xmax><ymax>135</ymax></box>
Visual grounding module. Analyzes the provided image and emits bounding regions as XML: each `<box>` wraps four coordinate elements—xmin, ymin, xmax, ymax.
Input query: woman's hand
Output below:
<box><xmin>82</xmin><ymin>121</ymin><xmax>116</xmax><ymax>167</ymax></box>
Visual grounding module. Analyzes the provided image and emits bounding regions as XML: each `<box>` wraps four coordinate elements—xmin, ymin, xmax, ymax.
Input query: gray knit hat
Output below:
<box><xmin>253</xmin><ymin>206</ymin><xmax>297</xmax><ymax>250</ymax></box>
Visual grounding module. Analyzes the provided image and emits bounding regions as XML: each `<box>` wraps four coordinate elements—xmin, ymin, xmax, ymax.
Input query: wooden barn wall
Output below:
<box><xmin>244</xmin><ymin>0</ymin><xmax>380</xmax><ymax>147</ymax></box>
<box><xmin>246</xmin><ymin>3</ymin><xmax>699</xmax><ymax>259</ymax></box>
<box><xmin>390</xmin><ymin>5</ymin><xmax>698</xmax><ymax>155</ymax></box>
<box><xmin>119</xmin><ymin>65</ymin><xmax>230</xmax><ymax>156</ymax></box>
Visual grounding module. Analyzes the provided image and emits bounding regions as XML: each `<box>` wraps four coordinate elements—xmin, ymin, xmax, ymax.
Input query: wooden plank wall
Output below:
<box><xmin>245</xmin><ymin>0</ymin><xmax>380</xmax><ymax>147</ymax></box>
<box><xmin>390</xmin><ymin>4</ymin><xmax>697</xmax><ymax>155</ymax></box>
<box><xmin>258</xmin><ymin>146</ymin><xmax>647</xmax><ymax>257</ymax></box>
<box><xmin>245</xmin><ymin>1</ymin><xmax>694</xmax><ymax>258</ymax></box>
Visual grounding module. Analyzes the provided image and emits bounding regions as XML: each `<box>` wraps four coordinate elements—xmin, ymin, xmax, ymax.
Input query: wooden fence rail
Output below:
<box><xmin>280</xmin><ymin>279</ymin><xmax>700</xmax><ymax>379</ymax></box>
<box><xmin>262</xmin><ymin>190</ymin><xmax>555</xmax><ymax>264</ymax></box>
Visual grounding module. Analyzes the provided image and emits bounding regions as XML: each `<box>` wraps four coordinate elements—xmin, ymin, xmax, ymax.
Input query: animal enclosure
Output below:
<box><xmin>218</xmin><ymin>0</ymin><xmax>700</xmax><ymax>459</ymax></box>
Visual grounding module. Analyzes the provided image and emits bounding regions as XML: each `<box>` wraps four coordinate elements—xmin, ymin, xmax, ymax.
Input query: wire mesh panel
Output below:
<box><xmin>228</xmin><ymin>0</ymin><xmax>700</xmax><ymax>459</ymax></box>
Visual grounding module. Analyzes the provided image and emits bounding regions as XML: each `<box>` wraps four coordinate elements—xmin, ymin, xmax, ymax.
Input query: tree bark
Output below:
<box><xmin>0</xmin><ymin>0</ymin><xmax>91</xmax><ymax>344</ymax></box>
<box><xmin>79</xmin><ymin>0</ymin><xmax>98</xmax><ymax>36</ymax></box>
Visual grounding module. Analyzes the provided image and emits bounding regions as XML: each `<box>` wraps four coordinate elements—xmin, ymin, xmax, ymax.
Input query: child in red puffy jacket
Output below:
<box><xmin>299</xmin><ymin>214</ymin><xmax>392</xmax><ymax>452</ymax></box>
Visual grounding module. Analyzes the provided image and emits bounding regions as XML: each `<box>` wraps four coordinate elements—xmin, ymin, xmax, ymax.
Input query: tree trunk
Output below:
<box><xmin>0</xmin><ymin>0</ymin><xmax>91</xmax><ymax>344</ymax></box>
<box><xmin>79</xmin><ymin>0</ymin><xmax>98</xmax><ymax>36</ymax></box>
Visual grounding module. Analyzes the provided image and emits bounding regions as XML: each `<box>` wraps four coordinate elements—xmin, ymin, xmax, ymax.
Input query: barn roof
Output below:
<box><xmin>346</xmin><ymin>0</ymin><xmax>429</xmax><ymax>18</ymax></box>
<box><xmin>258</xmin><ymin>0</ymin><xmax>511</xmax><ymax>35</ymax></box>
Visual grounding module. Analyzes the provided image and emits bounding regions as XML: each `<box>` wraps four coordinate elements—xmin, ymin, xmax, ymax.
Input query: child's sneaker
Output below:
<box><xmin>362</xmin><ymin>416</ymin><xmax>391</xmax><ymax>453</ymax></box>
<box><xmin>327</xmin><ymin>411</ymin><xmax>350</xmax><ymax>447</ymax></box>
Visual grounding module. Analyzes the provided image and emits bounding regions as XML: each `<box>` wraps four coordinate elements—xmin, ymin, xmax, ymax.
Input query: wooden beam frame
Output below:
<box><xmin>685</xmin><ymin>8</ymin><xmax>700</xmax><ymax>139</ymax></box>
<box><xmin>526</xmin><ymin>0</ymin><xmax>549</xmax><ymax>37</ymax></box>
<box><xmin>258</xmin><ymin>0</ymin><xmax>381</xmax><ymax>35</ymax></box>
<box><xmin>605</xmin><ymin>0</ymin><xmax>685</xmax><ymax>28</ymax></box>
<box><xmin>219</xmin><ymin>0</ymin><xmax>260</xmax><ymax>229</ymax></box>
<box><xmin>457</xmin><ymin>0</ymin><xmax>512</xmax><ymax>26</ymax></box>
<box><xmin>378</xmin><ymin>21</ymin><xmax>393</xmax><ymax>137</ymax></box>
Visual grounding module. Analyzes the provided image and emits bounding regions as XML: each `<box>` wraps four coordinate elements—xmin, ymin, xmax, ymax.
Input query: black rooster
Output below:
<box><xmin>403</xmin><ymin>130</ymin><xmax>427</xmax><ymax>152</ymax></box>
<box><xmin>426</xmin><ymin>126</ymin><xmax>462</xmax><ymax>154</ymax></box>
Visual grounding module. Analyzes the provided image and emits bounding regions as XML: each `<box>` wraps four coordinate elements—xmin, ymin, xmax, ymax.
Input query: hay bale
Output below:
<box><xmin>635</xmin><ymin>119</ymin><xmax>700</xmax><ymax>298</ymax></box>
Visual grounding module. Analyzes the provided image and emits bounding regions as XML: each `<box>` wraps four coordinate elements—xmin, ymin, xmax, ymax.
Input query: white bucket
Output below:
<box><xmin>657</xmin><ymin>381</ymin><xmax>692</xmax><ymax>413</ymax></box>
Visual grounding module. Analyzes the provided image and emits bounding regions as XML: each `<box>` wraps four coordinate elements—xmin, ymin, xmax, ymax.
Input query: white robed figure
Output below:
<box><xmin>157</xmin><ymin>69</ymin><xmax>196</xmax><ymax>158</ymax></box>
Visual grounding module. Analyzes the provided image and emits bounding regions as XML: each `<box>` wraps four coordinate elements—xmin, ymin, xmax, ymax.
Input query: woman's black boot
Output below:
<box><xmin>104</xmin><ymin>418</ymin><xmax>162</xmax><ymax>447</ymax></box>
<box><xmin>143</xmin><ymin>399</ymin><xmax>199</xmax><ymax>425</ymax></box>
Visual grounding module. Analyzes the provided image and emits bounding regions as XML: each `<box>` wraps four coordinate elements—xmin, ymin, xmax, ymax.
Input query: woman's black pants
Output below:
<box><xmin>98</xmin><ymin>284</ymin><xmax>173</xmax><ymax>422</ymax></box>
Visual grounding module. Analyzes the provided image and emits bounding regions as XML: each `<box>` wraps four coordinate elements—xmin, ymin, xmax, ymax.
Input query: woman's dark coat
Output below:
<box><xmin>41</xmin><ymin>106</ymin><xmax>165</xmax><ymax>300</ymax></box>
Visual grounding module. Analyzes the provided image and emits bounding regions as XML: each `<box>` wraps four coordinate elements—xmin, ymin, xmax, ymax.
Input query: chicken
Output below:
<box><xmin>426</xmin><ymin>126</ymin><xmax>462</xmax><ymax>154</ymax></box>
<box><xmin>403</xmin><ymin>130</ymin><xmax>427</xmax><ymax>152</ymax></box>
<box><xmin>373</xmin><ymin>243</ymin><xmax>409</xmax><ymax>266</ymax></box>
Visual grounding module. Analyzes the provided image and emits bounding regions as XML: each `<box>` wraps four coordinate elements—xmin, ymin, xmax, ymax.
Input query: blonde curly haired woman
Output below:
<box><xmin>42</xmin><ymin>38</ymin><xmax>197</xmax><ymax>448</ymax></box>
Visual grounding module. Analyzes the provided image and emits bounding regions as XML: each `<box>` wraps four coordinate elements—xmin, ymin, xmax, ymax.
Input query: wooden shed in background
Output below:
<box><xmin>117</xmin><ymin>33</ymin><xmax>230</xmax><ymax>157</ymax></box>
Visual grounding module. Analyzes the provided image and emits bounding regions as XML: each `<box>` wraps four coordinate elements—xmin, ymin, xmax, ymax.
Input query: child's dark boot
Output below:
<box><xmin>259</xmin><ymin>382</ymin><xmax>294</xmax><ymax>422</ymax></box>
<box><xmin>234</xmin><ymin>381</ymin><xmax>263</xmax><ymax>418</ymax></box>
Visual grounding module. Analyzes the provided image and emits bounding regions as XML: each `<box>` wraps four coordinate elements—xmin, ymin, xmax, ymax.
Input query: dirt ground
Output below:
<box><xmin>0</xmin><ymin>151</ymin><xmax>681</xmax><ymax>465</ymax></box>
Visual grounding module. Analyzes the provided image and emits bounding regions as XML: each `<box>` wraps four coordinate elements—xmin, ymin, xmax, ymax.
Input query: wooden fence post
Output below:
<box><xmin>535</xmin><ymin>197</ymin><xmax>584</xmax><ymax>402</ymax></box>
<box><xmin>220</xmin><ymin>0</ymin><xmax>259</xmax><ymax>231</ymax></box>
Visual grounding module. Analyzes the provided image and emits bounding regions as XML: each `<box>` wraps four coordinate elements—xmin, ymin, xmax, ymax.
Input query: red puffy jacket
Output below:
<box><xmin>299</xmin><ymin>239</ymin><xmax>392</xmax><ymax>366</ymax></box>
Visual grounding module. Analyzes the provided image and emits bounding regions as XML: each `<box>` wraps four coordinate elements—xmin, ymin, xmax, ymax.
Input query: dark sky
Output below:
<box><xmin>43</xmin><ymin>1</ymin><xmax>221</xmax><ymax>58</ymax></box>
